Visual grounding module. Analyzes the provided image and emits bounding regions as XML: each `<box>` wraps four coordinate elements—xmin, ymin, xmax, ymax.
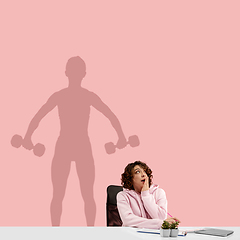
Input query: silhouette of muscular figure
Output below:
<box><xmin>22</xmin><ymin>56</ymin><xmax>127</xmax><ymax>226</ymax></box>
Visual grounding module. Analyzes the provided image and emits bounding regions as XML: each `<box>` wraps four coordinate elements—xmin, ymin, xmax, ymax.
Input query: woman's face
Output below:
<box><xmin>132</xmin><ymin>165</ymin><xmax>147</xmax><ymax>192</ymax></box>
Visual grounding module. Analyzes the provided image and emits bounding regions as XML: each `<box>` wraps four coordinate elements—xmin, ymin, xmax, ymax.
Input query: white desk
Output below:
<box><xmin>0</xmin><ymin>227</ymin><xmax>239</xmax><ymax>240</ymax></box>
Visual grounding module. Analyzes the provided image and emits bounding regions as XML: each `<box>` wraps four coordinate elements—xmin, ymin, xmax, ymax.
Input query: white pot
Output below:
<box><xmin>160</xmin><ymin>228</ymin><xmax>170</xmax><ymax>237</ymax></box>
<box><xmin>170</xmin><ymin>229</ymin><xmax>179</xmax><ymax>237</ymax></box>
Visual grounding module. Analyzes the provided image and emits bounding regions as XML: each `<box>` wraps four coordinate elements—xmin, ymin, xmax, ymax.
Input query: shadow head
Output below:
<box><xmin>65</xmin><ymin>56</ymin><xmax>86</xmax><ymax>81</ymax></box>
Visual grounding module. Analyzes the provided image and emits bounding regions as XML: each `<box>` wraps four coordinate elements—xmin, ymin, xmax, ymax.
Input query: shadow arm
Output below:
<box><xmin>91</xmin><ymin>93</ymin><xmax>127</xmax><ymax>147</ymax></box>
<box><xmin>24</xmin><ymin>92</ymin><xmax>58</xmax><ymax>140</ymax></box>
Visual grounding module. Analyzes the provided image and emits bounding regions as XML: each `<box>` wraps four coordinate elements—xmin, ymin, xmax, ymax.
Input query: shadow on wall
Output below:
<box><xmin>10</xmin><ymin>56</ymin><xmax>139</xmax><ymax>226</ymax></box>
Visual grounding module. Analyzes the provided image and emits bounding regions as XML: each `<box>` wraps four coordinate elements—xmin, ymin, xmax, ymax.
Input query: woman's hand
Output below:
<box><xmin>141</xmin><ymin>176</ymin><xmax>149</xmax><ymax>192</ymax></box>
<box><xmin>165</xmin><ymin>217</ymin><xmax>181</xmax><ymax>224</ymax></box>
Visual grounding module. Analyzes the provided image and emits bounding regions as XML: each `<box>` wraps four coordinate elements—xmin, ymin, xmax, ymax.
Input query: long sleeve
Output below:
<box><xmin>141</xmin><ymin>188</ymin><xmax>167</xmax><ymax>220</ymax></box>
<box><xmin>117</xmin><ymin>192</ymin><xmax>163</xmax><ymax>229</ymax></box>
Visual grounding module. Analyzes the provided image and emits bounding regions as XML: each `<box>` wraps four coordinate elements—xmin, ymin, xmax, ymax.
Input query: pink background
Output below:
<box><xmin>1</xmin><ymin>1</ymin><xmax>240</xmax><ymax>226</ymax></box>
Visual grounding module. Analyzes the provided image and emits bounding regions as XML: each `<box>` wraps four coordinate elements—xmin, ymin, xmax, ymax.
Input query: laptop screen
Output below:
<box><xmin>195</xmin><ymin>228</ymin><xmax>234</xmax><ymax>237</ymax></box>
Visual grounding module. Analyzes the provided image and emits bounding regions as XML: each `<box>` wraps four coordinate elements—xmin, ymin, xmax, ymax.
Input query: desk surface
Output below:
<box><xmin>0</xmin><ymin>227</ymin><xmax>239</xmax><ymax>240</ymax></box>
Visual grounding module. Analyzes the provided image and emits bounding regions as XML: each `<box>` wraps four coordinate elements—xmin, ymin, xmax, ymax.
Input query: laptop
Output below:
<box><xmin>194</xmin><ymin>228</ymin><xmax>234</xmax><ymax>237</ymax></box>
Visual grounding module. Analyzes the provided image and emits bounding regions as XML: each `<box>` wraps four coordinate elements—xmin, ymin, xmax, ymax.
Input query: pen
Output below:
<box><xmin>137</xmin><ymin>231</ymin><xmax>159</xmax><ymax>235</ymax></box>
<box><xmin>137</xmin><ymin>230</ymin><xmax>187</xmax><ymax>236</ymax></box>
<box><xmin>168</xmin><ymin>212</ymin><xmax>173</xmax><ymax>217</ymax></box>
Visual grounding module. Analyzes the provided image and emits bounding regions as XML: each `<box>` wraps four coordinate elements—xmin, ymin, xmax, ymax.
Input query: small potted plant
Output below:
<box><xmin>170</xmin><ymin>221</ymin><xmax>179</xmax><ymax>237</ymax></box>
<box><xmin>160</xmin><ymin>220</ymin><xmax>170</xmax><ymax>237</ymax></box>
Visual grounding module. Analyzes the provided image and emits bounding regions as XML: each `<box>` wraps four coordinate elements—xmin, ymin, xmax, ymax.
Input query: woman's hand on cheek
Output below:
<box><xmin>141</xmin><ymin>176</ymin><xmax>149</xmax><ymax>192</ymax></box>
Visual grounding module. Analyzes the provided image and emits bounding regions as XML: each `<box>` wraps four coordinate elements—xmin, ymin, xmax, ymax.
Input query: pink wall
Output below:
<box><xmin>1</xmin><ymin>1</ymin><xmax>240</xmax><ymax>226</ymax></box>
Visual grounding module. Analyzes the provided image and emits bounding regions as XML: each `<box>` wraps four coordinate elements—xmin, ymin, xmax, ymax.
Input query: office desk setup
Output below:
<box><xmin>0</xmin><ymin>227</ymin><xmax>239</xmax><ymax>240</ymax></box>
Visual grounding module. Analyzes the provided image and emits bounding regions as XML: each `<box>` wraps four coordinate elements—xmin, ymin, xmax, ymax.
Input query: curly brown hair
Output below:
<box><xmin>121</xmin><ymin>161</ymin><xmax>153</xmax><ymax>190</ymax></box>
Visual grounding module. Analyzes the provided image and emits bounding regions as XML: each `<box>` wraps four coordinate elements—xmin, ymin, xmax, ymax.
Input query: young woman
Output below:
<box><xmin>117</xmin><ymin>161</ymin><xmax>180</xmax><ymax>229</ymax></box>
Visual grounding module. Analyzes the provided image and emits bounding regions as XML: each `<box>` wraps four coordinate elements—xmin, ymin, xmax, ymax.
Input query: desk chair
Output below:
<box><xmin>106</xmin><ymin>185</ymin><xmax>123</xmax><ymax>226</ymax></box>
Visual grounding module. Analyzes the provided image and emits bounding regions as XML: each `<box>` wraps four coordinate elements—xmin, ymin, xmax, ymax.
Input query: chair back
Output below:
<box><xmin>106</xmin><ymin>185</ymin><xmax>123</xmax><ymax>226</ymax></box>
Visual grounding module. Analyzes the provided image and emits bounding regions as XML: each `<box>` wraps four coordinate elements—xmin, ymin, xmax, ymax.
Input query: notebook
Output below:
<box><xmin>194</xmin><ymin>228</ymin><xmax>234</xmax><ymax>237</ymax></box>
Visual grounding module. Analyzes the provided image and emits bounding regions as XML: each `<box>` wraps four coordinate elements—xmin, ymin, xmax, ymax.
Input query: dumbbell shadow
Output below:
<box><xmin>11</xmin><ymin>134</ymin><xmax>45</xmax><ymax>157</ymax></box>
<box><xmin>105</xmin><ymin>135</ymin><xmax>140</xmax><ymax>154</ymax></box>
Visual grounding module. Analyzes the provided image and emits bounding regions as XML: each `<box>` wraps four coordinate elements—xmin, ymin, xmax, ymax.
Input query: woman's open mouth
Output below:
<box><xmin>141</xmin><ymin>179</ymin><xmax>145</xmax><ymax>182</ymax></box>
